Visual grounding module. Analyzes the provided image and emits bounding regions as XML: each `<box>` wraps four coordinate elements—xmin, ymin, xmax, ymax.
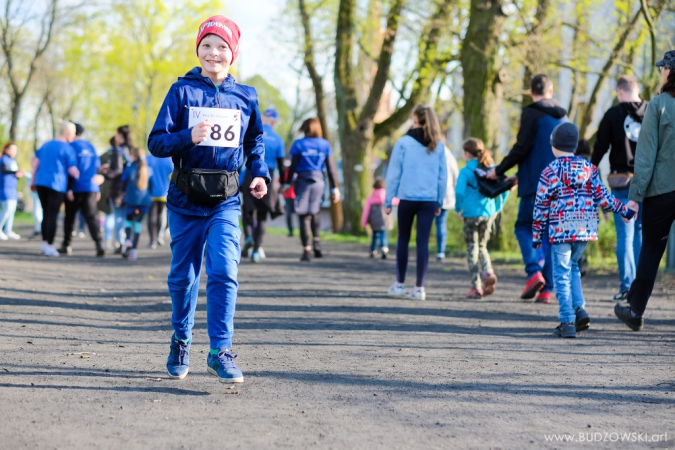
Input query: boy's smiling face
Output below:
<box><xmin>198</xmin><ymin>34</ymin><xmax>233</xmax><ymax>80</ymax></box>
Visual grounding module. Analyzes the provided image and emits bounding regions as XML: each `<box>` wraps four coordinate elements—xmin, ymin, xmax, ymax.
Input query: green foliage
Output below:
<box><xmin>242</xmin><ymin>75</ymin><xmax>293</xmax><ymax>149</ymax></box>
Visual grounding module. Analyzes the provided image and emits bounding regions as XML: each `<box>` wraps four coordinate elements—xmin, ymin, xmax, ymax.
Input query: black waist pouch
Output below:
<box><xmin>171</xmin><ymin>168</ymin><xmax>239</xmax><ymax>204</ymax></box>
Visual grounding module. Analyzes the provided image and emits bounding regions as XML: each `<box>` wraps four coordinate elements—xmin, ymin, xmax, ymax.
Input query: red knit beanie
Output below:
<box><xmin>196</xmin><ymin>16</ymin><xmax>241</xmax><ymax>63</ymax></box>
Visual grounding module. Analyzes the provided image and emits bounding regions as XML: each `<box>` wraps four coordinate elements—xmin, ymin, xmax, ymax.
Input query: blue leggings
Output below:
<box><xmin>396</xmin><ymin>200</ymin><xmax>437</xmax><ymax>287</ymax></box>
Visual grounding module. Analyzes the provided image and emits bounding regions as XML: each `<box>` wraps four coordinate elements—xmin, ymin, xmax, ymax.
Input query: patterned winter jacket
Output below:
<box><xmin>532</xmin><ymin>156</ymin><xmax>635</xmax><ymax>245</ymax></box>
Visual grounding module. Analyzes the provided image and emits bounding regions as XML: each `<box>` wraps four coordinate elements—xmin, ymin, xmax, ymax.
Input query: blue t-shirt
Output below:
<box><xmin>146</xmin><ymin>154</ymin><xmax>174</xmax><ymax>199</ymax></box>
<box><xmin>290</xmin><ymin>137</ymin><xmax>332</xmax><ymax>173</ymax></box>
<box><xmin>71</xmin><ymin>139</ymin><xmax>101</xmax><ymax>193</ymax></box>
<box><xmin>122</xmin><ymin>161</ymin><xmax>152</xmax><ymax>207</ymax></box>
<box><xmin>35</xmin><ymin>140</ymin><xmax>77</xmax><ymax>193</ymax></box>
<box><xmin>0</xmin><ymin>154</ymin><xmax>19</xmax><ymax>200</ymax></box>
<box><xmin>262</xmin><ymin>124</ymin><xmax>285</xmax><ymax>172</ymax></box>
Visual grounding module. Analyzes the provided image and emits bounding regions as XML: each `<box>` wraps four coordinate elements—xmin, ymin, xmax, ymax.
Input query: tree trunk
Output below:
<box><xmin>521</xmin><ymin>0</ymin><xmax>551</xmax><ymax>108</ymax></box>
<box><xmin>460</xmin><ymin>0</ymin><xmax>506</xmax><ymax>149</ymax></box>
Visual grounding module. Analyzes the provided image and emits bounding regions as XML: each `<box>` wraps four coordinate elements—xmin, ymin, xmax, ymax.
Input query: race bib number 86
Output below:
<box><xmin>188</xmin><ymin>107</ymin><xmax>241</xmax><ymax>148</ymax></box>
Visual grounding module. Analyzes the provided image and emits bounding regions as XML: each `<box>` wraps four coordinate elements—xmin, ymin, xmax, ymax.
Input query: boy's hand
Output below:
<box><xmin>249</xmin><ymin>177</ymin><xmax>268</xmax><ymax>199</ymax></box>
<box><xmin>385</xmin><ymin>207</ymin><xmax>392</xmax><ymax>215</ymax></box>
<box><xmin>626</xmin><ymin>200</ymin><xmax>639</xmax><ymax>215</ymax></box>
<box><xmin>192</xmin><ymin>119</ymin><xmax>213</xmax><ymax>144</ymax></box>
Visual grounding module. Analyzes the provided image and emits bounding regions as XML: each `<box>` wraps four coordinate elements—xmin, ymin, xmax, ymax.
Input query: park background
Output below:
<box><xmin>1</xmin><ymin>0</ymin><xmax>673</xmax><ymax>267</ymax></box>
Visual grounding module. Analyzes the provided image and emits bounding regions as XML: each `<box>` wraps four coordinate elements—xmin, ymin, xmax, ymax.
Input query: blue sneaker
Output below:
<box><xmin>207</xmin><ymin>349</ymin><xmax>244</xmax><ymax>383</ymax></box>
<box><xmin>575</xmin><ymin>307</ymin><xmax>591</xmax><ymax>332</ymax></box>
<box><xmin>166</xmin><ymin>335</ymin><xmax>190</xmax><ymax>379</ymax></box>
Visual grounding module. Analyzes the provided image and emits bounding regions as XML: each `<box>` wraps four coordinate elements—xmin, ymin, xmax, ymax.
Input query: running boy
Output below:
<box><xmin>148</xmin><ymin>15</ymin><xmax>270</xmax><ymax>383</ymax></box>
<box><xmin>533</xmin><ymin>123</ymin><xmax>634</xmax><ymax>338</ymax></box>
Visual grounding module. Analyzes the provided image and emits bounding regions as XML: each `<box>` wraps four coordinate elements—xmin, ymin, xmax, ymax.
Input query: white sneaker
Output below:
<box><xmin>0</xmin><ymin>231</ymin><xmax>7</xmax><ymax>241</ymax></box>
<box><xmin>40</xmin><ymin>242</ymin><xmax>49</xmax><ymax>255</ymax></box>
<box><xmin>43</xmin><ymin>244</ymin><xmax>60</xmax><ymax>257</ymax></box>
<box><xmin>6</xmin><ymin>232</ymin><xmax>20</xmax><ymax>240</ymax></box>
<box><xmin>409</xmin><ymin>287</ymin><xmax>426</xmax><ymax>301</ymax></box>
<box><xmin>78</xmin><ymin>231</ymin><xmax>86</xmax><ymax>239</ymax></box>
<box><xmin>128</xmin><ymin>249</ymin><xmax>138</xmax><ymax>261</ymax></box>
<box><xmin>387</xmin><ymin>283</ymin><xmax>407</xmax><ymax>297</ymax></box>
<box><xmin>121</xmin><ymin>240</ymin><xmax>133</xmax><ymax>257</ymax></box>
<box><xmin>258</xmin><ymin>247</ymin><xmax>266</xmax><ymax>259</ymax></box>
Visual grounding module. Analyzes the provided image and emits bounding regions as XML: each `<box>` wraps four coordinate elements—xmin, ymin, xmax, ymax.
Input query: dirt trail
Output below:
<box><xmin>0</xmin><ymin>225</ymin><xmax>673</xmax><ymax>449</ymax></box>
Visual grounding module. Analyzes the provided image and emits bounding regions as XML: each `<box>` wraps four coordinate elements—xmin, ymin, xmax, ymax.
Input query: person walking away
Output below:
<box><xmin>0</xmin><ymin>142</ymin><xmax>25</xmax><ymax>240</ymax></box>
<box><xmin>242</xmin><ymin>108</ymin><xmax>286</xmax><ymax>262</ymax></box>
<box><xmin>146</xmin><ymin>152</ymin><xmax>174</xmax><ymax>249</ymax></box>
<box><xmin>486</xmin><ymin>74</ymin><xmax>568</xmax><ymax>303</ymax></box>
<box><xmin>385</xmin><ymin>105</ymin><xmax>448</xmax><ymax>300</ymax></box>
<box><xmin>120</xmin><ymin>147</ymin><xmax>152</xmax><ymax>261</ymax></box>
<box><xmin>435</xmin><ymin>144</ymin><xmax>459</xmax><ymax>261</ymax></box>
<box><xmin>99</xmin><ymin>135</ymin><xmax>127</xmax><ymax>252</ymax></box>
<box><xmin>455</xmin><ymin>138</ymin><xmax>510</xmax><ymax>299</ymax></box>
<box><xmin>283</xmin><ymin>118</ymin><xmax>340</xmax><ymax>261</ymax></box>
<box><xmin>361</xmin><ymin>177</ymin><xmax>394</xmax><ymax>259</ymax></box>
<box><xmin>591</xmin><ymin>75</ymin><xmax>646</xmax><ymax>300</ymax></box>
<box><xmin>615</xmin><ymin>51</ymin><xmax>675</xmax><ymax>331</ymax></box>
<box><xmin>148</xmin><ymin>15</ymin><xmax>270</xmax><ymax>383</ymax></box>
<box><xmin>58</xmin><ymin>123</ymin><xmax>105</xmax><ymax>257</ymax></box>
<box><xmin>282</xmin><ymin>160</ymin><xmax>296</xmax><ymax>237</ymax></box>
<box><xmin>31</xmin><ymin>121</ymin><xmax>80</xmax><ymax>257</ymax></box>
<box><xmin>534</xmin><ymin>123</ymin><xmax>634</xmax><ymax>338</ymax></box>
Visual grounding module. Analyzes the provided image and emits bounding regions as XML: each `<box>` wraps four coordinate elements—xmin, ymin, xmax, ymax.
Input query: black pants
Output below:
<box><xmin>36</xmin><ymin>186</ymin><xmax>65</xmax><ymax>245</ymax></box>
<box><xmin>299</xmin><ymin>213</ymin><xmax>320</xmax><ymax>247</ymax></box>
<box><xmin>396</xmin><ymin>200</ymin><xmax>436</xmax><ymax>287</ymax></box>
<box><xmin>243</xmin><ymin>208</ymin><xmax>267</xmax><ymax>251</ymax></box>
<box><xmin>627</xmin><ymin>190</ymin><xmax>675</xmax><ymax>315</ymax></box>
<box><xmin>148</xmin><ymin>200</ymin><xmax>167</xmax><ymax>245</ymax></box>
<box><xmin>63</xmin><ymin>192</ymin><xmax>101</xmax><ymax>247</ymax></box>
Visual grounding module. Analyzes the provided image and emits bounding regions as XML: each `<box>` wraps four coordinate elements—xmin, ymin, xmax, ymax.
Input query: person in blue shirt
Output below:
<box><xmin>0</xmin><ymin>142</ymin><xmax>25</xmax><ymax>240</ymax></box>
<box><xmin>58</xmin><ymin>123</ymin><xmax>105</xmax><ymax>257</ymax></box>
<box><xmin>241</xmin><ymin>108</ymin><xmax>286</xmax><ymax>262</ymax></box>
<box><xmin>145</xmin><ymin>152</ymin><xmax>173</xmax><ymax>249</ymax></box>
<box><xmin>120</xmin><ymin>147</ymin><xmax>152</xmax><ymax>262</ymax></box>
<box><xmin>284</xmin><ymin>117</ymin><xmax>340</xmax><ymax>261</ymax></box>
<box><xmin>31</xmin><ymin>121</ymin><xmax>80</xmax><ymax>257</ymax></box>
<box><xmin>148</xmin><ymin>15</ymin><xmax>270</xmax><ymax>384</ymax></box>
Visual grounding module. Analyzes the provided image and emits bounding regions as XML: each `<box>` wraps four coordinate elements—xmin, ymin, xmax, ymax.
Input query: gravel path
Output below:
<box><xmin>1</xmin><ymin>225</ymin><xmax>673</xmax><ymax>449</ymax></box>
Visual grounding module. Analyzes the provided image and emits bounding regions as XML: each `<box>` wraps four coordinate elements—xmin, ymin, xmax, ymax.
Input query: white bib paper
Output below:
<box><xmin>188</xmin><ymin>107</ymin><xmax>241</xmax><ymax>148</ymax></box>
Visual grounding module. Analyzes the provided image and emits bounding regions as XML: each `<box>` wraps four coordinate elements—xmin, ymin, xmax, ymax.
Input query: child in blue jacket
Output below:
<box><xmin>120</xmin><ymin>147</ymin><xmax>152</xmax><ymax>261</ymax></box>
<box><xmin>455</xmin><ymin>138</ymin><xmax>509</xmax><ymax>299</ymax></box>
<box><xmin>148</xmin><ymin>15</ymin><xmax>270</xmax><ymax>383</ymax></box>
<box><xmin>533</xmin><ymin>123</ymin><xmax>634</xmax><ymax>338</ymax></box>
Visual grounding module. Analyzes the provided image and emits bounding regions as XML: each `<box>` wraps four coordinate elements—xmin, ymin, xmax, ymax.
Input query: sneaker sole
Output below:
<box><xmin>521</xmin><ymin>280</ymin><xmax>545</xmax><ymax>299</ymax></box>
<box><xmin>207</xmin><ymin>366</ymin><xmax>244</xmax><ymax>383</ymax></box>
<box><xmin>576</xmin><ymin>317</ymin><xmax>590</xmax><ymax>332</ymax></box>
<box><xmin>167</xmin><ymin>368</ymin><xmax>189</xmax><ymax>380</ymax></box>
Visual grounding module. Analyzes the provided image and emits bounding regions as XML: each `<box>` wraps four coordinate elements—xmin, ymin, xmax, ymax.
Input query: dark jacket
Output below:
<box><xmin>495</xmin><ymin>99</ymin><xmax>567</xmax><ymax>197</ymax></box>
<box><xmin>148</xmin><ymin>67</ymin><xmax>270</xmax><ymax>217</ymax></box>
<box><xmin>591</xmin><ymin>101</ymin><xmax>647</xmax><ymax>174</ymax></box>
<box><xmin>98</xmin><ymin>146</ymin><xmax>126</xmax><ymax>212</ymax></box>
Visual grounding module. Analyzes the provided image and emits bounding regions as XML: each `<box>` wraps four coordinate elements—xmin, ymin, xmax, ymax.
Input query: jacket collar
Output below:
<box><xmin>183</xmin><ymin>67</ymin><xmax>236</xmax><ymax>90</ymax></box>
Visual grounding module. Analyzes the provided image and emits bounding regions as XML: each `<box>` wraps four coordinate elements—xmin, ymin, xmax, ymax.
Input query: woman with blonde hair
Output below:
<box><xmin>385</xmin><ymin>105</ymin><xmax>448</xmax><ymax>300</ymax></box>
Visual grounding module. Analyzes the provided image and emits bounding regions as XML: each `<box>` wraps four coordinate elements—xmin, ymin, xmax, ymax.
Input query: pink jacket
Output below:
<box><xmin>361</xmin><ymin>189</ymin><xmax>399</xmax><ymax>229</ymax></box>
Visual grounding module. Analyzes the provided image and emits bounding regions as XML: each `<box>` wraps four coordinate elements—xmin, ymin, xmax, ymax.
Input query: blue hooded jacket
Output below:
<box><xmin>148</xmin><ymin>67</ymin><xmax>270</xmax><ymax>216</ymax></box>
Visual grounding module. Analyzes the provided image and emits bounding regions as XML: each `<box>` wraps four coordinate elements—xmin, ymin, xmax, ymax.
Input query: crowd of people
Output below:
<box><xmin>1</xmin><ymin>12</ymin><xmax>673</xmax><ymax>383</ymax></box>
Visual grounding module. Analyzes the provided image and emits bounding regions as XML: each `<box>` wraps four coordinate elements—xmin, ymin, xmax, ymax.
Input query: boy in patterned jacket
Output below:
<box><xmin>533</xmin><ymin>123</ymin><xmax>635</xmax><ymax>338</ymax></box>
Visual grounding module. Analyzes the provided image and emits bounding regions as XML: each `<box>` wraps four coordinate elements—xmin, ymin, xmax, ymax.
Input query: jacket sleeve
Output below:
<box><xmin>532</xmin><ymin>169</ymin><xmax>552</xmax><ymax>244</ymax></box>
<box><xmin>454</xmin><ymin>169</ymin><xmax>467</xmax><ymax>213</ymax></box>
<box><xmin>148</xmin><ymin>85</ymin><xmax>195</xmax><ymax>159</ymax></box>
<box><xmin>592</xmin><ymin>166</ymin><xmax>632</xmax><ymax>217</ymax></box>
<box><xmin>495</xmin><ymin>190</ymin><xmax>509</xmax><ymax>213</ymax></box>
<box><xmin>437</xmin><ymin>145</ymin><xmax>448</xmax><ymax>207</ymax></box>
<box><xmin>243</xmin><ymin>92</ymin><xmax>271</xmax><ymax>184</ymax></box>
<box><xmin>629</xmin><ymin>100</ymin><xmax>660</xmax><ymax>203</ymax></box>
<box><xmin>591</xmin><ymin>110</ymin><xmax>612</xmax><ymax>168</ymax></box>
<box><xmin>384</xmin><ymin>140</ymin><xmax>404</xmax><ymax>209</ymax></box>
<box><xmin>495</xmin><ymin>107</ymin><xmax>538</xmax><ymax>175</ymax></box>
<box><xmin>324</xmin><ymin>154</ymin><xmax>339</xmax><ymax>189</ymax></box>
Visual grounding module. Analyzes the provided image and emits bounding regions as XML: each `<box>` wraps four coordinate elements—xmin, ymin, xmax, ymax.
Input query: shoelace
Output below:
<box><xmin>171</xmin><ymin>341</ymin><xmax>189</xmax><ymax>365</ymax></box>
<box><xmin>217</xmin><ymin>350</ymin><xmax>238</xmax><ymax>369</ymax></box>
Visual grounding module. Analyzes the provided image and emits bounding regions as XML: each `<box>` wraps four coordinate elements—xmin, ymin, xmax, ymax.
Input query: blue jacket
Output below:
<box><xmin>262</xmin><ymin>124</ymin><xmax>285</xmax><ymax>173</ymax></box>
<box><xmin>495</xmin><ymin>99</ymin><xmax>567</xmax><ymax>198</ymax></box>
<box><xmin>146</xmin><ymin>154</ymin><xmax>174</xmax><ymax>199</ymax></box>
<box><xmin>148</xmin><ymin>67</ymin><xmax>270</xmax><ymax>216</ymax></box>
<box><xmin>70</xmin><ymin>139</ymin><xmax>101</xmax><ymax>194</ymax></box>
<box><xmin>122</xmin><ymin>161</ymin><xmax>152</xmax><ymax>207</ymax></box>
<box><xmin>454</xmin><ymin>159</ymin><xmax>508</xmax><ymax>218</ymax></box>
<box><xmin>0</xmin><ymin>155</ymin><xmax>19</xmax><ymax>201</ymax></box>
<box><xmin>384</xmin><ymin>134</ymin><xmax>447</xmax><ymax>208</ymax></box>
